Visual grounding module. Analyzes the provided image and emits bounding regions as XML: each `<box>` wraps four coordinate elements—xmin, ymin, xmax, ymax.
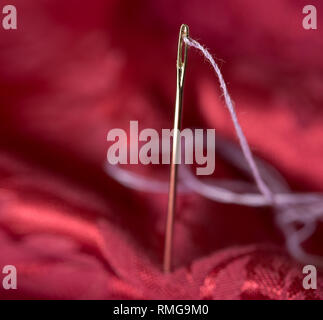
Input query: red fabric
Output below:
<box><xmin>0</xmin><ymin>0</ymin><xmax>323</xmax><ymax>299</ymax></box>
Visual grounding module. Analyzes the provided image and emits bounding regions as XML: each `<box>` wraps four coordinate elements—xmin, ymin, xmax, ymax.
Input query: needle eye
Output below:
<box><xmin>177</xmin><ymin>24</ymin><xmax>189</xmax><ymax>71</ymax></box>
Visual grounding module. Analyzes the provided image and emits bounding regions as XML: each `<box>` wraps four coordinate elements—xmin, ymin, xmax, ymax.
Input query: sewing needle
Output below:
<box><xmin>163</xmin><ymin>24</ymin><xmax>189</xmax><ymax>273</ymax></box>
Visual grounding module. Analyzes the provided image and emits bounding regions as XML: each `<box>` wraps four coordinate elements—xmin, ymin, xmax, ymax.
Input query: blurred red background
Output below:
<box><xmin>0</xmin><ymin>0</ymin><xmax>322</xmax><ymax>299</ymax></box>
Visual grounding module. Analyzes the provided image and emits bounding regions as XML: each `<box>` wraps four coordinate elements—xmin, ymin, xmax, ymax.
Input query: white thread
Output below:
<box><xmin>182</xmin><ymin>35</ymin><xmax>323</xmax><ymax>266</ymax></box>
<box><xmin>105</xmin><ymin>162</ymin><xmax>189</xmax><ymax>193</ymax></box>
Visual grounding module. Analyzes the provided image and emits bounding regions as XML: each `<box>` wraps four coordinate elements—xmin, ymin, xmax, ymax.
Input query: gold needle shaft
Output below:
<box><xmin>163</xmin><ymin>24</ymin><xmax>189</xmax><ymax>273</ymax></box>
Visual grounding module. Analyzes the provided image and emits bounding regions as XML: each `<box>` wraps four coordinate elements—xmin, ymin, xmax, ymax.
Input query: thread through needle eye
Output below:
<box><xmin>163</xmin><ymin>24</ymin><xmax>189</xmax><ymax>273</ymax></box>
